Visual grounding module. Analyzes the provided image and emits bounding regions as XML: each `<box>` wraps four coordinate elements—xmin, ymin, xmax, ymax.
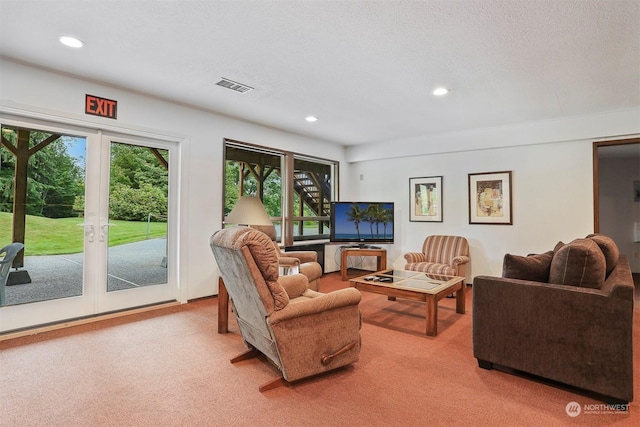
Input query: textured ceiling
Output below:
<box><xmin>0</xmin><ymin>0</ymin><xmax>638</xmax><ymax>146</ymax></box>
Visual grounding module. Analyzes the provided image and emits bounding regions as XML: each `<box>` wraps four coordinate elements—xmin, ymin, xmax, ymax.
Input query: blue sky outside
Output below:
<box><xmin>64</xmin><ymin>137</ymin><xmax>86</xmax><ymax>168</ymax></box>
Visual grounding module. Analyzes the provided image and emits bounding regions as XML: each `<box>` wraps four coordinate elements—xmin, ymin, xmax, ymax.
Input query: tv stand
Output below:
<box><xmin>340</xmin><ymin>247</ymin><xmax>387</xmax><ymax>281</ymax></box>
<box><xmin>342</xmin><ymin>244</ymin><xmax>382</xmax><ymax>250</ymax></box>
<box><xmin>362</xmin><ymin>244</ymin><xmax>381</xmax><ymax>249</ymax></box>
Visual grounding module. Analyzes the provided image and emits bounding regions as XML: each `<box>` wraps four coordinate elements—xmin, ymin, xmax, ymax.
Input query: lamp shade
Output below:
<box><xmin>225</xmin><ymin>196</ymin><xmax>272</xmax><ymax>226</ymax></box>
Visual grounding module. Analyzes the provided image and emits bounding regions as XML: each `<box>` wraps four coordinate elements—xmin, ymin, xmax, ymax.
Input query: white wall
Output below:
<box><xmin>2</xmin><ymin>58</ymin><xmax>638</xmax><ymax>296</ymax></box>
<box><xmin>0</xmin><ymin>58</ymin><xmax>348</xmax><ymax>300</ymax></box>
<box><xmin>345</xmin><ymin>112</ymin><xmax>640</xmax><ymax>281</ymax></box>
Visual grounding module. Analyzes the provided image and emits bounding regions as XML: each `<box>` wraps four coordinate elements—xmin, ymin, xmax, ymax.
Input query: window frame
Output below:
<box><xmin>223</xmin><ymin>139</ymin><xmax>338</xmax><ymax>245</ymax></box>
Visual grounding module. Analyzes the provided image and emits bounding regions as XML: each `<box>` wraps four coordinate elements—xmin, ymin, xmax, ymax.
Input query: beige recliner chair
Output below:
<box><xmin>210</xmin><ymin>226</ymin><xmax>362</xmax><ymax>391</ymax></box>
<box><xmin>252</xmin><ymin>224</ymin><xmax>322</xmax><ymax>291</ymax></box>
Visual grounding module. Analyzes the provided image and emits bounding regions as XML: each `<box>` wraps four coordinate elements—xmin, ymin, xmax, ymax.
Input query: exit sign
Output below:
<box><xmin>85</xmin><ymin>94</ymin><xmax>117</xmax><ymax>119</ymax></box>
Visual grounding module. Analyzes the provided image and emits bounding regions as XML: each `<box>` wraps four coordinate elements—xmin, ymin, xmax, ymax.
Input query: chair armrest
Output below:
<box><xmin>451</xmin><ymin>255</ymin><xmax>470</xmax><ymax>266</ymax></box>
<box><xmin>283</xmin><ymin>250</ymin><xmax>317</xmax><ymax>263</ymax></box>
<box><xmin>268</xmin><ymin>288</ymin><xmax>361</xmax><ymax>324</ymax></box>
<box><xmin>404</xmin><ymin>252</ymin><xmax>426</xmax><ymax>263</ymax></box>
<box><xmin>278</xmin><ymin>274</ymin><xmax>308</xmax><ymax>299</ymax></box>
<box><xmin>299</xmin><ymin>262</ymin><xmax>322</xmax><ymax>281</ymax></box>
<box><xmin>278</xmin><ymin>256</ymin><xmax>300</xmax><ymax>268</ymax></box>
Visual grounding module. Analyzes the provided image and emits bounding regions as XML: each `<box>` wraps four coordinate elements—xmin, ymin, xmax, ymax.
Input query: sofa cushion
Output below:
<box><xmin>502</xmin><ymin>251</ymin><xmax>554</xmax><ymax>282</ymax></box>
<box><xmin>586</xmin><ymin>233</ymin><xmax>619</xmax><ymax>276</ymax></box>
<box><xmin>549</xmin><ymin>238</ymin><xmax>606</xmax><ymax>288</ymax></box>
<box><xmin>405</xmin><ymin>262</ymin><xmax>457</xmax><ymax>276</ymax></box>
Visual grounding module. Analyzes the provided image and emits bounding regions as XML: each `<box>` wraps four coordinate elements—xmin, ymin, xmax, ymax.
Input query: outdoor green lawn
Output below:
<box><xmin>0</xmin><ymin>212</ymin><xmax>167</xmax><ymax>255</ymax></box>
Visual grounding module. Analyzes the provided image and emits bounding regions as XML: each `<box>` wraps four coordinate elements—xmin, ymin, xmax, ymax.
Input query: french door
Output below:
<box><xmin>0</xmin><ymin>119</ymin><xmax>178</xmax><ymax>332</ymax></box>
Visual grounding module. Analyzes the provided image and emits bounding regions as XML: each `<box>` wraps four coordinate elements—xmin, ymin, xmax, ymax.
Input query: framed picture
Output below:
<box><xmin>410</xmin><ymin>176</ymin><xmax>443</xmax><ymax>222</ymax></box>
<box><xmin>468</xmin><ymin>171</ymin><xmax>512</xmax><ymax>225</ymax></box>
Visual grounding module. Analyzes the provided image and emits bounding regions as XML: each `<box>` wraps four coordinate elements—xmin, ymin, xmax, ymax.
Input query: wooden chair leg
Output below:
<box><xmin>230</xmin><ymin>347</ymin><xmax>288</xmax><ymax>392</ymax></box>
<box><xmin>230</xmin><ymin>347</ymin><xmax>260</xmax><ymax>364</ymax></box>
<box><xmin>259</xmin><ymin>376</ymin><xmax>287</xmax><ymax>392</ymax></box>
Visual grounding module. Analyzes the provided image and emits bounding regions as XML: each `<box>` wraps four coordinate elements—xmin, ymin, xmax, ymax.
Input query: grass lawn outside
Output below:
<box><xmin>0</xmin><ymin>212</ymin><xmax>167</xmax><ymax>255</ymax></box>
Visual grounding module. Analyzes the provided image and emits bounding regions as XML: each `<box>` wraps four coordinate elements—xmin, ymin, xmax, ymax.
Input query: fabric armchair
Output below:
<box><xmin>404</xmin><ymin>235</ymin><xmax>470</xmax><ymax>278</ymax></box>
<box><xmin>252</xmin><ymin>224</ymin><xmax>322</xmax><ymax>290</ymax></box>
<box><xmin>210</xmin><ymin>226</ymin><xmax>361</xmax><ymax>391</ymax></box>
<box><xmin>0</xmin><ymin>242</ymin><xmax>24</xmax><ymax>306</ymax></box>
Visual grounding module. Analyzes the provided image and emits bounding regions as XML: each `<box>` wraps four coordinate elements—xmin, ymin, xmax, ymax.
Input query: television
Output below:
<box><xmin>330</xmin><ymin>201</ymin><xmax>394</xmax><ymax>247</ymax></box>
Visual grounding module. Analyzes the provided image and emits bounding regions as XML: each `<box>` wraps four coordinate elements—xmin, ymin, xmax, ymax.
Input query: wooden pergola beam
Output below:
<box><xmin>4</xmin><ymin>129</ymin><xmax>61</xmax><ymax>268</ymax></box>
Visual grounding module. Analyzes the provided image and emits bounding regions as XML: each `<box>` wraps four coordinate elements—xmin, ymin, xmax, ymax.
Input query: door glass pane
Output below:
<box><xmin>107</xmin><ymin>142</ymin><xmax>168</xmax><ymax>292</ymax></box>
<box><xmin>1</xmin><ymin>125</ymin><xmax>86</xmax><ymax>306</ymax></box>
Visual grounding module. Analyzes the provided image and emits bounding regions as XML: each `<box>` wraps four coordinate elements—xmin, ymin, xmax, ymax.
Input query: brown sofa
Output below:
<box><xmin>472</xmin><ymin>234</ymin><xmax>634</xmax><ymax>403</ymax></box>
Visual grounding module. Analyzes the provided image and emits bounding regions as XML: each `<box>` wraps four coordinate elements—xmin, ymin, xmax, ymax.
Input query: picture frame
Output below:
<box><xmin>410</xmin><ymin>176</ymin><xmax>443</xmax><ymax>222</ymax></box>
<box><xmin>468</xmin><ymin>171</ymin><xmax>512</xmax><ymax>225</ymax></box>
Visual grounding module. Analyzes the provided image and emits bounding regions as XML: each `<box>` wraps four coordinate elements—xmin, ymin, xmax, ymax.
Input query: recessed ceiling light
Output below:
<box><xmin>433</xmin><ymin>87</ymin><xmax>449</xmax><ymax>96</ymax></box>
<box><xmin>59</xmin><ymin>35</ymin><xmax>84</xmax><ymax>48</ymax></box>
<box><xmin>305</xmin><ymin>116</ymin><xmax>318</xmax><ymax>122</ymax></box>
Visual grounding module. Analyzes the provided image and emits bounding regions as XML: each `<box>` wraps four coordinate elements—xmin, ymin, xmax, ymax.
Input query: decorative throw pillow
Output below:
<box><xmin>503</xmin><ymin>251</ymin><xmax>554</xmax><ymax>282</ymax></box>
<box><xmin>586</xmin><ymin>233</ymin><xmax>619</xmax><ymax>276</ymax></box>
<box><xmin>549</xmin><ymin>238</ymin><xmax>606</xmax><ymax>288</ymax></box>
<box><xmin>553</xmin><ymin>241</ymin><xmax>565</xmax><ymax>253</ymax></box>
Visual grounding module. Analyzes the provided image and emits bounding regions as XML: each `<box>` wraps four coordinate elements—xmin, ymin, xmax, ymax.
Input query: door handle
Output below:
<box><xmin>78</xmin><ymin>223</ymin><xmax>95</xmax><ymax>242</ymax></box>
<box><xmin>100</xmin><ymin>224</ymin><xmax>108</xmax><ymax>242</ymax></box>
<box><xmin>99</xmin><ymin>223</ymin><xmax>116</xmax><ymax>242</ymax></box>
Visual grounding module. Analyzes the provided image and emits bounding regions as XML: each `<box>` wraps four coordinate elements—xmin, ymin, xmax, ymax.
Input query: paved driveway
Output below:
<box><xmin>3</xmin><ymin>238</ymin><xmax>168</xmax><ymax>306</ymax></box>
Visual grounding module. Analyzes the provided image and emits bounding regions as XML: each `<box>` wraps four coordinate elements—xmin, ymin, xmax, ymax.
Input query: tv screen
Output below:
<box><xmin>330</xmin><ymin>201</ymin><xmax>394</xmax><ymax>245</ymax></box>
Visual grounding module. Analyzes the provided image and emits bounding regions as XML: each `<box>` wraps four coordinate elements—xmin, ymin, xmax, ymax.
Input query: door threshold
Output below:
<box><xmin>0</xmin><ymin>300</ymin><xmax>180</xmax><ymax>341</ymax></box>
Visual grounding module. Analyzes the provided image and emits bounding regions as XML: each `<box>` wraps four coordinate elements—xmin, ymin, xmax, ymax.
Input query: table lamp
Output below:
<box><xmin>224</xmin><ymin>196</ymin><xmax>273</xmax><ymax>226</ymax></box>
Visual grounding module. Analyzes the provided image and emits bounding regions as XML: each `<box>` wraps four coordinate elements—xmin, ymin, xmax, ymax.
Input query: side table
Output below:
<box><xmin>341</xmin><ymin>247</ymin><xmax>387</xmax><ymax>281</ymax></box>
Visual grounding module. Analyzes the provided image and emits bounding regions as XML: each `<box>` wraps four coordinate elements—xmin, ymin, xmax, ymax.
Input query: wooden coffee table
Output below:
<box><xmin>349</xmin><ymin>269</ymin><xmax>466</xmax><ymax>336</ymax></box>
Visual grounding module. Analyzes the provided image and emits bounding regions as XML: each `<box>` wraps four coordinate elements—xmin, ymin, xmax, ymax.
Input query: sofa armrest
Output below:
<box><xmin>600</xmin><ymin>255</ymin><xmax>635</xmax><ymax>300</ymax></box>
<box><xmin>268</xmin><ymin>288</ymin><xmax>361</xmax><ymax>324</ymax></box>
<box><xmin>404</xmin><ymin>252</ymin><xmax>426</xmax><ymax>263</ymax></box>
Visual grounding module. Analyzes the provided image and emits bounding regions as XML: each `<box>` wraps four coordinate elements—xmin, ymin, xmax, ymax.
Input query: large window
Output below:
<box><xmin>223</xmin><ymin>140</ymin><xmax>337</xmax><ymax>245</ymax></box>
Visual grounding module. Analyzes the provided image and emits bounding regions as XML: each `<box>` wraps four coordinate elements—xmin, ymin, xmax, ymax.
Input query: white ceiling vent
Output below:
<box><xmin>215</xmin><ymin>78</ymin><xmax>253</xmax><ymax>93</ymax></box>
